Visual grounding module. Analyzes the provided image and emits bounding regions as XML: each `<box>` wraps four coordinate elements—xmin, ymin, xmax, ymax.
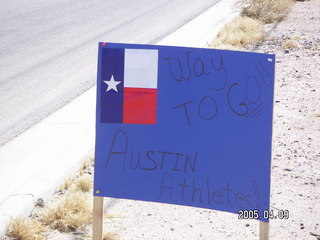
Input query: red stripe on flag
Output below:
<box><xmin>123</xmin><ymin>88</ymin><xmax>157</xmax><ymax>124</ymax></box>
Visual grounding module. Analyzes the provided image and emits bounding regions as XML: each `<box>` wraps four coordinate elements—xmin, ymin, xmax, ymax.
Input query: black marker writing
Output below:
<box><xmin>158</xmin><ymin>175</ymin><xmax>261</xmax><ymax>210</ymax></box>
<box><xmin>105</xmin><ymin>129</ymin><xmax>198</xmax><ymax>174</ymax></box>
<box><xmin>173</xmin><ymin>95</ymin><xmax>218</xmax><ymax>127</ymax></box>
<box><xmin>198</xmin><ymin>95</ymin><xmax>218</xmax><ymax>120</ymax></box>
<box><xmin>245</xmin><ymin>76</ymin><xmax>261</xmax><ymax>104</ymax></box>
<box><xmin>164</xmin><ymin>51</ymin><xmax>192</xmax><ymax>82</ymax></box>
<box><xmin>210</xmin><ymin>55</ymin><xmax>228</xmax><ymax>91</ymax></box>
<box><xmin>105</xmin><ymin>129</ymin><xmax>128</xmax><ymax>171</ymax></box>
<box><xmin>164</xmin><ymin>51</ymin><xmax>228</xmax><ymax>90</ymax></box>
<box><xmin>159</xmin><ymin>173</ymin><xmax>176</xmax><ymax>202</ymax></box>
<box><xmin>173</xmin><ymin>100</ymin><xmax>194</xmax><ymax>126</ymax></box>
<box><xmin>227</xmin><ymin>83</ymin><xmax>248</xmax><ymax>116</ymax></box>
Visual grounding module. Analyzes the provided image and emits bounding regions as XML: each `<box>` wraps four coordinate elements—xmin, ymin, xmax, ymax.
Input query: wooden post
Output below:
<box><xmin>93</xmin><ymin>196</ymin><xmax>104</xmax><ymax>240</ymax></box>
<box><xmin>259</xmin><ymin>221</ymin><xmax>269</xmax><ymax>240</ymax></box>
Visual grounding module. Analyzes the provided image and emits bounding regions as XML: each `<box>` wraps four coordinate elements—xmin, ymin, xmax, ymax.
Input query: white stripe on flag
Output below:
<box><xmin>124</xmin><ymin>49</ymin><xmax>158</xmax><ymax>89</ymax></box>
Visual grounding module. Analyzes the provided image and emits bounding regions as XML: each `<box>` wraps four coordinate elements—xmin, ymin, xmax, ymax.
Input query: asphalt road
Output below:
<box><xmin>0</xmin><ymin>0</ymin><xmax>220</xmax><ymax>146</ymax></box>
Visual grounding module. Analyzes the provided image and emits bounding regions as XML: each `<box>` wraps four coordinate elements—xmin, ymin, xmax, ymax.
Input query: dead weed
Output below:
<box><xmin>7</xmin><ymin>217</ymin><xmax>45</xmax><ymax>240</ymax></box>
<box><xmin>242</xmin><ymin>0</ymin><xmax>294</xmax><ymax>23</ymax></box>
<box><xmin>76</xmin><ymin>174</ymin><xmax>93</xmax><ymax>192</ymax></box>
<box><xmin>42</xmin><ymin>190</ymin><xmax>92</xmax><ymax>232</ymax></box>
<box><xmin>209</xmin><ymin>16</ymin><xmax>264</xmax><ymax>48</ymax></box>
<box><xmin>282</xmin><ymin>39</ymin><xmax>300</xmax><ymax>49</ymax></box>
<box><xmin>103</xmin><ymin>232</ymin><xmax>119</xmax><ymax>240</ymax></box>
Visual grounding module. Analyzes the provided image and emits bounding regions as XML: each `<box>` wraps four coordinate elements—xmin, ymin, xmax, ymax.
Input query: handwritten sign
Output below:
<box><xmin>94</xmin><ymin>43</ymin><xmax>275</xmax><ymax>222</ymax></box>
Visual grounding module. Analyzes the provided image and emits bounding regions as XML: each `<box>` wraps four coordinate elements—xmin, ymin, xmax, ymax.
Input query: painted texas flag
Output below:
<box><xmin>100</xmin><ymin>48</ymin><xmax>158</xmax><ymax>124</ymax></box>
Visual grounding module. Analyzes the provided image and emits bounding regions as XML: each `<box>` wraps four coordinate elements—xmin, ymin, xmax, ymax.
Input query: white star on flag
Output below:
<box><xmin>104</xmin><ymin>75</ymin><xmax>121</xmax><ymax>92</ymax></box>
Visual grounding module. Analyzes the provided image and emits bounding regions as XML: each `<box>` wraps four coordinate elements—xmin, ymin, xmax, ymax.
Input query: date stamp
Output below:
<box><xmin>238</xmin><ymin>209</ymin><xmax>290</xmax><ymax>220</ymax></box>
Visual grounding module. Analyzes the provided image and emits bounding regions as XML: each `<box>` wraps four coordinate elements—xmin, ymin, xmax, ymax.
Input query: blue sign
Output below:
<box><xmin>94</xmin><ymin>43</ymin><xmax>275</xmax><ymax>222</ymax></box>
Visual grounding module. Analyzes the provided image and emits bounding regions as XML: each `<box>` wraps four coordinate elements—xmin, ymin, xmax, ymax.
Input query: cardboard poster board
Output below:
<box><xmin>94</xmin><ymin>43</ymin><xmax>275</xmax><ymax>222</ymax></box>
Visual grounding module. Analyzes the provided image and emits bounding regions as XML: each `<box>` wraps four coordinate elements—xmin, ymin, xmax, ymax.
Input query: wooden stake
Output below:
<box><xmin>259</xmin><ymin>221</ymin><xmax>269</xmax><ymax>240</ymax></box>
<box><xmin>93</xmin><ymin>196</ymin><xmax>104</xmax><ymax>240</ymax></box>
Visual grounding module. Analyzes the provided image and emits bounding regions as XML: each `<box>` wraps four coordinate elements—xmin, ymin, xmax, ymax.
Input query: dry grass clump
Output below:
<box><xmin>103</xmin><ymin>232</ymin><xmax>119</xmax><ymax>240</ymax></box>
<box><xmin>58</xmin><ymin>176</ymin><xmax>73</xmax><ymax>192</ymax></box>
<box><xmin>7</xmin><ymin>217</ymin><xmax>45</xmax><ymax>240</ymax></box>
<box><xmin>79</xmin><ymin>157</ymin><xmax>94</xmax><ymax>175</ymax></box>
<box><xmin>210</xmin><ymin>16</ymin><xmax>264</xmax><ymax>48</ymax></box>
<box><xmin>242</xmin><ymin>0</ymin><xmax>294</xmax><ymax>23</ymax></box>
<box><xmin>84</xmin><ymin>227</ymin><xmax>119</xmax><ymax>240</ymax></box>
<box><xmin>282</xmin><ymin>39</ymin><xmax>300</xmax><ymax>49</ymax></box>
<box><xmin>42</xmin><ymin>190</ymin><xmax>92</xmax><ymax>232</ymax></box>
<box><xmin>76</xmin><ymin>174</ymin><xmax>93</xmax><ymax>192</ymax></box>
